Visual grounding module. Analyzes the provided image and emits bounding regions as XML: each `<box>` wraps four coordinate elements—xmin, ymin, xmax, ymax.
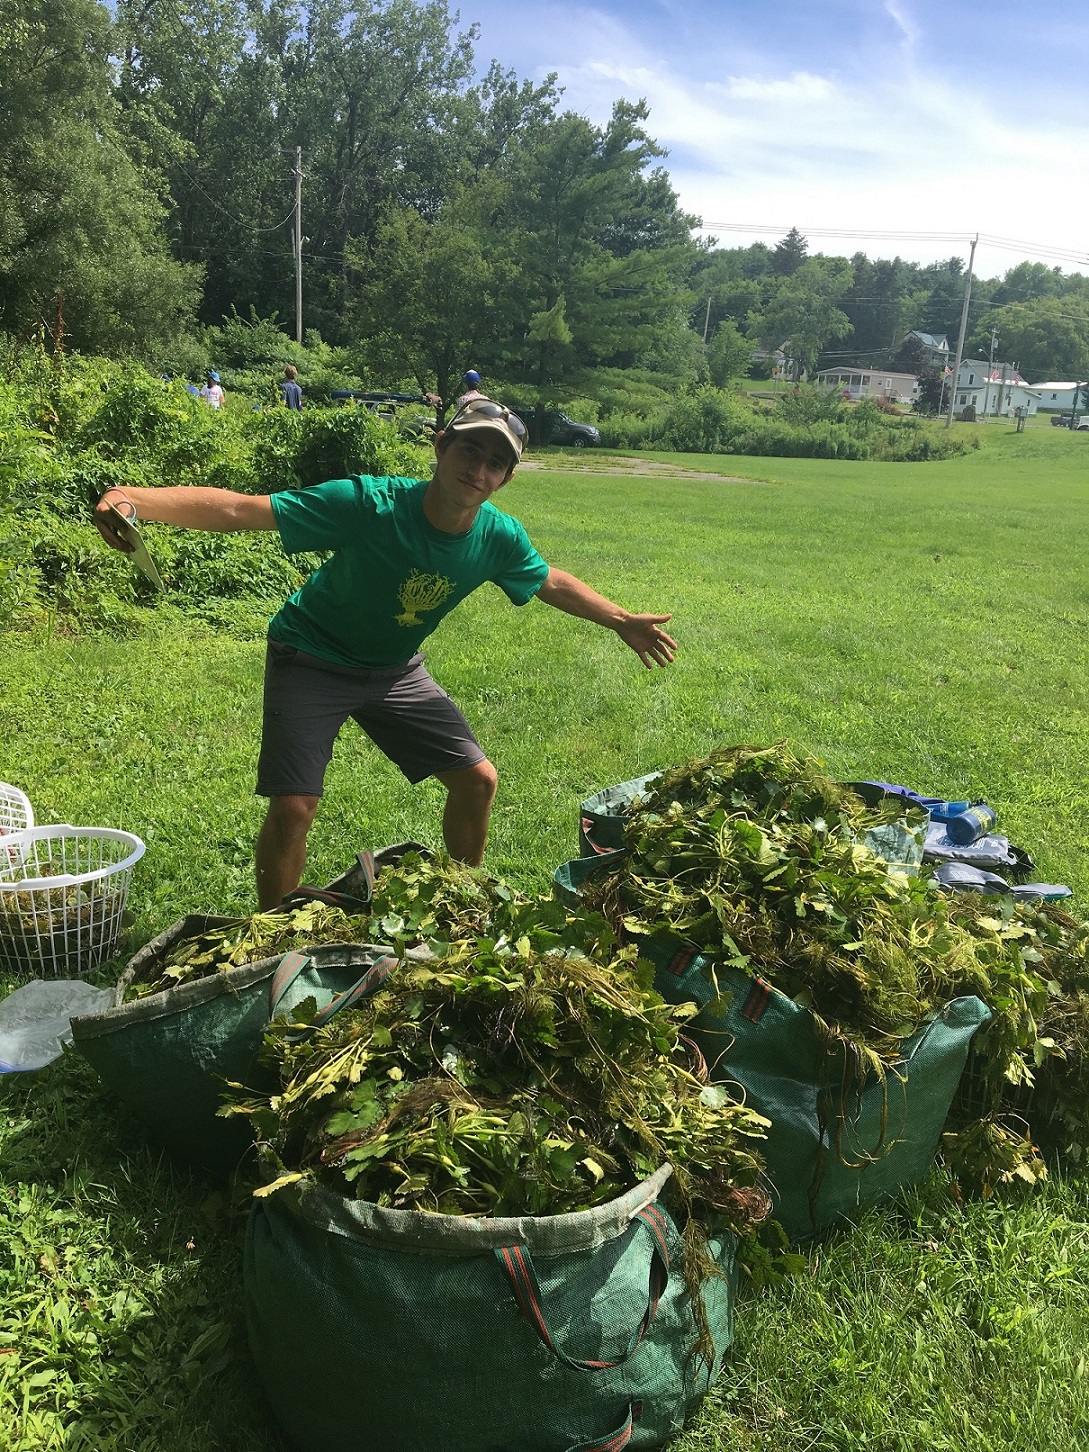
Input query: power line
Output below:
<box><xmin>173</xmin><ymin>163</ymin><xmax>298</xmax><ymax>235</ymax></box>
<box><xmin>695</xmin><ymin>222</ymin><xmax>1089</xmax><ymax>269</ymax></box>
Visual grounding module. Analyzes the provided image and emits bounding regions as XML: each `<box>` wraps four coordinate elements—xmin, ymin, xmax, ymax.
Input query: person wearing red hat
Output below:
<box><xmin>92</xmin><ymin>396</ymin><xmax>676</xmax><ymax>908</ymax></box>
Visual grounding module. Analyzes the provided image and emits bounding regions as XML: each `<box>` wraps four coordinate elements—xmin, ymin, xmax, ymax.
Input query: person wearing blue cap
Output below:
<box><xmin>456</xmin><ymin>369</ymin><xmax>484</xmax><ymax>410</ymax></box>
<box><xmin>200</xmin><ymin>370</ymin><xmax>225</xmax><ymax>409</ymax></box>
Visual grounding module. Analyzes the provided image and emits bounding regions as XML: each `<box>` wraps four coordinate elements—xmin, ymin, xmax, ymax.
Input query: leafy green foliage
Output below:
<box><xmin>291</xmin><ymin>405</ymin><xmax>427</xmax><ymax>490</ymax></box>
<box><xmin>0</xmin><ymin>355</ymin><xmax>428</xmax><ymax>630</ymax></box>
<box><xmin>234</xmin><ymin>935</ymin><xmax>770</xmax><ymax>1230</ymax></box>
<box><xmin>208</xmin><ymin>307</ymin><xmax>299</xmax><ymax>370</ymax></box>
<box><xmin>579</xmin><ymin>745</ymin><xmax>1089</xmax><ymax>1190</ymax></box>
<box><xmin>657</xmin><ymin>385</ymin><xmax>968</xmax><ymax>460</ymax></box>
<box><xmin>0</xmin><ymin>0</ymin><xmax>202</xmax><ymax>355</ymax></box>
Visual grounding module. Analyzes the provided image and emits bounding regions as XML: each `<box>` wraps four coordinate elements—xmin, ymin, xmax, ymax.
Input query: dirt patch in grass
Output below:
<box><xmin>517</xmin><ymin>454</ymin><xmax>769</xmax><ymax>484</ymax></box>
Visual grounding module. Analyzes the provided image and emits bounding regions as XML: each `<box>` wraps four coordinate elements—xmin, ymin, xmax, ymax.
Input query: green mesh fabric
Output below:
<box><xmin>244</xmin><ymin>1172</ymin><xmax>735</xmax><ymax>1452</ymax></box>
<box><xmin>640</xmin><ymin>938</ymin><xmax>990</xmax><ymax>1242</ymax></box>
<box><xmin>70</xmin><ymin>919</ymin><xmax>394</xmax><ymax>1177</ymax></box>
<box><xmin>579</xmin><ymin>777</ymin><xmax>660</xmax><ymax>857</ymax></box>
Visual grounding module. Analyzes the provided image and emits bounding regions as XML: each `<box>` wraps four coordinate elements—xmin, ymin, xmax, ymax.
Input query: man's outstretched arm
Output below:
<box><xmin>93</xmin><ymin>484</ymin><xmax>276</xmax><ymax>552</ymax></box>
<box><xmin>535</xmin><ymin>567</ymin><xmax>677</xmax><ymax>669</ymax></box>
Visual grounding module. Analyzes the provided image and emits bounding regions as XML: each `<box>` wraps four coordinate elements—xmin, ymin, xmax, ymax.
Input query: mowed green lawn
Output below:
<box><xmin>2</xmin><ymin>423</ymin><xmax>1088</xmax><ymax>1449</ymax></box>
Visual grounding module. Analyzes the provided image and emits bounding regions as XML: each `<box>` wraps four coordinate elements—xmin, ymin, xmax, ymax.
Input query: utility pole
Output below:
<box><xmin>702</xmin><ymin>296</ymin><xmax>712</xmax><ymax>344</ymax></box>
<box><xmin>945</xmin><ymin>235</ymin><xmax>978</xmax><ymax>429</ymax></box>
<box><xmin>982</xmin><ymin>326</ymin><xmax>998</xmax><ymax>420</ymax></box>
<box><xmin>293</xmin><ymin>146</ymin><xmax>303</xmax><ymax>347</ymax></box>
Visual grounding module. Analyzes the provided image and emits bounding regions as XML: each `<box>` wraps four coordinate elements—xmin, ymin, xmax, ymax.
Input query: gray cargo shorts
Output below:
<box><xmin>256</xmin><ymin>639</ymin><xmax>486</xmax><ymax>797</ymax></box>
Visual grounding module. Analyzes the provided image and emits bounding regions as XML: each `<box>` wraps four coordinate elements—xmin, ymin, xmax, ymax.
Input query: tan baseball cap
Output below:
<box><xmin>447</xmin><ymin>397</ymin><xmax>528</xmax><ymax>461</ymax></box>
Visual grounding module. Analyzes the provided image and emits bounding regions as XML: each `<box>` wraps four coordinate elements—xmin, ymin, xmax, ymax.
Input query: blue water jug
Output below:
<box><xmin>922</xmin><ymin>798</ymin><xmax>972</xmax><ymax>821</ymax></box>
<box><xmin>945</xmin><ymin>803</ymin><xmax>997</xmax><ymax>845</ymax></box>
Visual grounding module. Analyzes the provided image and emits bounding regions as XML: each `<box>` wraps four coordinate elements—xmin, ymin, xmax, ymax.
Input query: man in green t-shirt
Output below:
<box><xmin>94</xmin><ymin>397</ymin><xmax>677</xmax><ymax>908</ymax></box>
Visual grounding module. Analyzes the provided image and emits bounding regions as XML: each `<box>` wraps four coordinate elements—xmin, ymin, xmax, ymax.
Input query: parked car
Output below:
<box><xmin>328</xmin><ymin>390</ymin><xmax>435</xmax><ymax>440</ymax></box>
<box><xmin>1050</xmin><ymin>413</ymin><xmax>1075</xmax><ymax>427</ymax></box>
<box><xmin>510</xmin><ymin>406</ymin><xmax>601</xmax><ymax>448</ymax></box>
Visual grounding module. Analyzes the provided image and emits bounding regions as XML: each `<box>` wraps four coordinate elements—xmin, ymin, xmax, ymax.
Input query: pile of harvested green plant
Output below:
<box><xmin>227</xmin><ymin>939</ymin><xmax>771</xmax><ymax>1234</ymax></box>
<box><xmin>125</xmin><ymin>900</ymin><xmax>362</xmax><ymax>999</ymax></box>
<box><xmin>125</xmin><ymin>853</ymin><xmax>609</xmax><ymax>1000</ymax></box>
<box><xmin>942</xmin><ymin>898</ymin><xmax>1089</xmax><ymax>1190</ymax></box>
<box><xmin>578</xmin><ymin>744</ymin><xmax>1089</xmax><ymax>1191</ymax></box>
<box><xmin>0</xmin><ymin>867</ymin><xmax>122</xmax><ymax>968</ymax></box>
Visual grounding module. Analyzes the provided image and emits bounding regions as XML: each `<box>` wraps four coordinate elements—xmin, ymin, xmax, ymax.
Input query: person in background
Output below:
<box><xmin>280</xmin><ymin>365</ymin><xmax>304</xmax><ymax>411</ymax></box>
<box><xmin>200</xmin><ymin>370</ymin><xmax>225</xmax><ymax>409</ymax></box>
<box><xmin>456</xmin><ymin>369</ymin><xmax>484</xmax><ymax>409</ymax></box>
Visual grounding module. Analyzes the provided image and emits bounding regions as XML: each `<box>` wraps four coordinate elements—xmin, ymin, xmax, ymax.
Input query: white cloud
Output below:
<box><xmin>883</xmin><ymin>0</ymin><xmax>921</xmax><ymax>51</ymax></box>
<box><xmin>723</xmin><ymin>72</ymin><xmax>838</xmax><ymax>106</ymax></box>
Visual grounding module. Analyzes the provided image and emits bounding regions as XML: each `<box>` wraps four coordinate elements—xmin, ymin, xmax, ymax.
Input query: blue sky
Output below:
<box><xmin>460</xmin><ymin>0</ymin><xmax>1089</xmax><ymax>277</ymax></box>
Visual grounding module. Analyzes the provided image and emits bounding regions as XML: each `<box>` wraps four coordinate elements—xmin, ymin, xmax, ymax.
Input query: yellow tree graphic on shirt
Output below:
<box><xmin>396</xmin><ymin>570</ymin><xmax>453</xmax><ymax>626</ymax></box>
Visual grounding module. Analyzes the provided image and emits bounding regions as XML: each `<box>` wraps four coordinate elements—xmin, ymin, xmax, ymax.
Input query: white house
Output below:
<box><xmin>815</xmin><ymin>368</ymin><xmax>919</xmax><ymax>403</ymax></box>
<box><xmin>953</xmin><ymin>359</ymin><xmax>1040</xmax><ymax>417</ymax></box>
<box><xmin>1031</xmin><ymin>382</ymin><xmax>1082</xmax><ymax>412</ymax></box>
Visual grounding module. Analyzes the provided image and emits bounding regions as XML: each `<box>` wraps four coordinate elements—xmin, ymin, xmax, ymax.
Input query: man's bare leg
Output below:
<box><xmin>255</xmin><ymin>793</ymin><xmax>320</xmax><ymax>909</ymax></box>
<box><xmin>435</xmin><ymin>759</ymin><xmax>498</xmax><ymax>865</ymax></box>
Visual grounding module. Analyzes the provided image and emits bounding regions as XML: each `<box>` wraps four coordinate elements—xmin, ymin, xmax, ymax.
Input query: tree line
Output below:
<box><xmin>4</xmin><ymin>0</ymin><xmax>1089</xmax><ymax>407</ymax></box>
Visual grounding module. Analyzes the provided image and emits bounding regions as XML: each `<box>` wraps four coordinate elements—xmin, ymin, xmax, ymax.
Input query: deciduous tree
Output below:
<box><xmin>749</xmin><ymin>257</ymin><xmax>853</xmax><ymax>381</ymax></box>
<box><xmin>0</xmin><ymin>0</ymin><xmax>201</xmax><ymax>353</ymax></box>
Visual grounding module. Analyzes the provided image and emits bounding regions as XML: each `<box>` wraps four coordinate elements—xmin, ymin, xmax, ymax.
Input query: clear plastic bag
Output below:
<box><xmin>0</xmin><ymin>978</ymin><xmax>113</xmax><ymax>1072</ymax></box>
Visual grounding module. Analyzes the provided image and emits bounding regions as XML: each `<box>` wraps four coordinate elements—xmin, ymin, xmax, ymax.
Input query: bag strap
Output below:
<box><xmin>268</xmin><ymin>950</ymin><xmax>314</xmax><ymax>1014</ymax></box>
<box><xmin>494</xmin><ymin>1204</ymin><xmax>671</xmax><ymax>1373</ymax></box>
<box><xmin>564</xmin><ymin>1404</ymin><xmax>640</xmax><ymax>1452</ymax></box>
<box><xmin>311</xmin><ymin>955</ymin><xmax>398</xmax><ymax>1029</ymax></box>
<box><xmin>279</xmin><ymin>849</ymin><xmax>376</xmax><ymax>913</ymax></box>
<box><xmin>267</xmin><ymin>949</ymin><xmax>399</xmax><ymax>1023</ymax></box>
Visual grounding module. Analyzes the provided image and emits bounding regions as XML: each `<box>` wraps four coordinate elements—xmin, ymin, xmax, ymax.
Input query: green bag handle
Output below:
<box><xmin>267</xmin><ymin>949</ymin><xmax>399</xmax><ymax>1025</ymax></box>
<box><xmin>279</xmin><ymin>849</ymin><xmax>376</xmax><ymax>913</ymax></box>
<box><xmin>495</xmin><ymin>1405</ymin><xmax>639</xmax><ymax>1452</ymax></box>
<box><xmin>495</xmin><ymin>1204</ymin><xmax>671</xmax><ymax>1373</ymax></box>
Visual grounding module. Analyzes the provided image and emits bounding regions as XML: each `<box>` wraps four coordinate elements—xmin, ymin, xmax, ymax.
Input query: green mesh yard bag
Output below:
<box><xmin>71</xmin><ymin>931</ymin><xmax>397</xmax><ymax>1176</ymax></box>
<box><xmin>579</xmin><ymin>776</ymin><xmax>660</xmax><ymax>857</ymax></box>
<box><xmin>642</xmin><ymin>939</ymin><xmax>991</xmax><ymax>1242</ymax></box>
<box><xmin>245</xmin><ymin>1164</ymin><xmax>735</xmax><ymax>1452</ymax></box>
<box><xmin>553</xmin><ymin>854</ymin><xmax>990</xmax><ymax>1242</ymax></box>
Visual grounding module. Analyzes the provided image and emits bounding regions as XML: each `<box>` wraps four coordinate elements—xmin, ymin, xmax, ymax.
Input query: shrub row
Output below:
<box><xmin>597</xmin><ymin>385</ymin><xmax>970</xmax><ymax>461</ymax></box>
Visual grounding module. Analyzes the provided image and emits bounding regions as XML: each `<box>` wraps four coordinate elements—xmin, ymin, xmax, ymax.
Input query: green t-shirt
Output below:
<box><xmin>268</xmin><ymin>475</ymin><xmax>550</xmax><ymax>668</ymax></box>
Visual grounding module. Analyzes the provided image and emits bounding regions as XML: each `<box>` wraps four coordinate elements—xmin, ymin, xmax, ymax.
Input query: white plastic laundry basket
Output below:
<box><xmin>0</xmin><ymin>783</ymin><xmax>34</xmax><ymax>868</ymax></box>
<box><xmin>0</xmin><ymin>826</ymin><xmax>146</xmax><ymax>977</ymax></box>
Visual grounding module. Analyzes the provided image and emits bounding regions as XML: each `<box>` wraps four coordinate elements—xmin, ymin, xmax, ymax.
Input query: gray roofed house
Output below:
<box><xmin>904</xmin><ymin>331</ymin><xmax>951</xmax><ymax>368</ymax></box>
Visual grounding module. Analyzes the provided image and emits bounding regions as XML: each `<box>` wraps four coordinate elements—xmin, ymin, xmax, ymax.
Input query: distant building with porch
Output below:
<box><xmin>815</xmin><ymin>367</ymin><xmax>920</xmax><ymax>404</ymax></box>
<box><xmin>751</xmin><ymin>336</ymin><xmax>795</xmax><ymax>380</ymax></box>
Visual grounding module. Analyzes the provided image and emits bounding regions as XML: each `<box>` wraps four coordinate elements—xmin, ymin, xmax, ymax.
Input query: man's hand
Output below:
<box><xmin>536</xmin><ymin>568</ymin><xmax>677</xmax><ymax>668</ymax></box>
<box><xmin>615</xmin><ymin>614</ymin><xmax>677</xmax><ymax>669</ymax></box>
<box><xmin>93</xmin><ymin>489</ymin><xmax>138</xmax><ymax>553</ymax></box>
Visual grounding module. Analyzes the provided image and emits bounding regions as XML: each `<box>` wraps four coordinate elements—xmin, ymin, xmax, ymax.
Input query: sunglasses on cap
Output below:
<box><xmin>449</xmin><ymin>398</ymin><xmax>527</xmax><ymax>440</ymax></box>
